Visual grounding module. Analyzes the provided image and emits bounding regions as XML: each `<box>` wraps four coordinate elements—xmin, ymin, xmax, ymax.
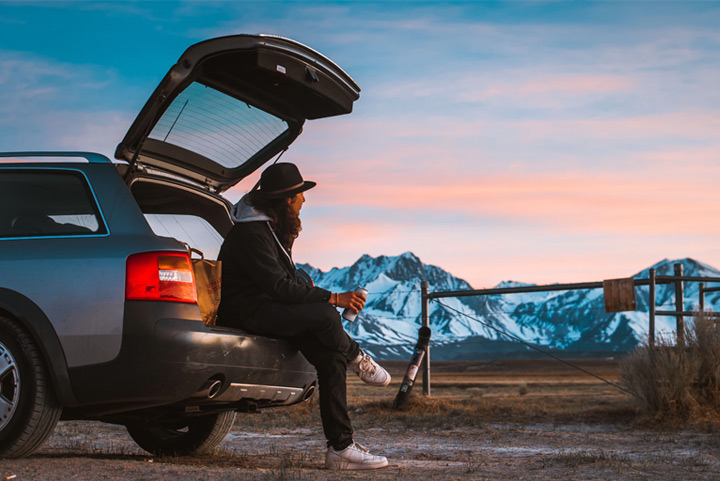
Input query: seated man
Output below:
<box><xmin>217</xmin><ymin>162</ymin><xmax>391</xmax><ymax>470</ymax></box>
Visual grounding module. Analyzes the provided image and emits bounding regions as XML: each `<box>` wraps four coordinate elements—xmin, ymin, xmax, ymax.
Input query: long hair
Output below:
<box><xmin>245</xmin><ymin>191</ymin><xmax>302</xmax><ymax>250</ymax></box>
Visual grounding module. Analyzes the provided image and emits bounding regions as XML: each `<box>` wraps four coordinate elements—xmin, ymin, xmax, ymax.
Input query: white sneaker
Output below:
<box><xmin>325</xmin><ymin>443</ymin><xmax>389</xmax><ymax>470</ymax></box>
<box><xmin>349</xmin><ymin>350</ymin><xmax>391</xmax><ymax>386</ymax></box>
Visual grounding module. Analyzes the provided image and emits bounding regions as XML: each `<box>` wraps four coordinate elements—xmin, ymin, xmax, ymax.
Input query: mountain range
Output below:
<box><xmin>298</xmin><ymin>253</ymin><xmax>720</xmax><ymax>360</ymax></box>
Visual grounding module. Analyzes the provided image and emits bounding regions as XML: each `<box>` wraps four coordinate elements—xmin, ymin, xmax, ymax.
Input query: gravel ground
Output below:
<box><xmin>2</xmin><ymin>420</ymin><xmax>720</xmax><ymax>480</ymax></box>
<box><xmin>4</xmin><ymin>360</ymin><xmax>718</xmax><ymax>480</ymax></box>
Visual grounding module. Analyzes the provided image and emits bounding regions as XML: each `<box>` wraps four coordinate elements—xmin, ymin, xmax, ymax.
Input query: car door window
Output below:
<box><xmin>0</xmin><ymin>170</ymin><xmax>107</xmax><ymax>238</ymax></box>
<box><xmin>144</xmin><ymin>213</ymin><xmax>223</xmax><ymax>260</ymax></box>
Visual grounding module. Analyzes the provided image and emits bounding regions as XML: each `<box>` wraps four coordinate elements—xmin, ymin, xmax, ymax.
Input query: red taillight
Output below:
<box><xmin>126</xmin><ymin>251</ymin><xmax>197</xmax><ymax>303</ymax></box>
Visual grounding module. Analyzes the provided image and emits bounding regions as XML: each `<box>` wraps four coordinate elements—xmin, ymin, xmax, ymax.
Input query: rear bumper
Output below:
<box><xmin>66</xmin><ymin>302</ymin><xmax>316</xmax><ymax>414</ymax></box>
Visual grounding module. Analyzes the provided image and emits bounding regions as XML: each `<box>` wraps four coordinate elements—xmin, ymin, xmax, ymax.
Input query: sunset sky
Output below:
<box><xmin>2</xmin><ymin>1</ymin><xmax>719</xmax><ymax>287</ymax></box>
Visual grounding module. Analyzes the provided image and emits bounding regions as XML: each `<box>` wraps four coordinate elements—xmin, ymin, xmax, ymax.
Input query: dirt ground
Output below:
<box><xmin>3</xmin><ymin>359</ymin><xmax>720</xmax><ymax>480</ymax></box>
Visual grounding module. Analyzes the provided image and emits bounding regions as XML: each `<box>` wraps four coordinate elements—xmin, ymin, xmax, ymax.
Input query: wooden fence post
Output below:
<box><xmin>421</xmin><ymin>281</ymin><xmax>431</xmax><ymax>397</ymax></box>
<box><xmin>674</xmin><ymin>263</ymin><xmax>685</xmax><ymax>346</ymax></box>
<box><xmin>649</xmin><ymin>268</ymin><xmax>656</xmax><ymax>349</ymax></box>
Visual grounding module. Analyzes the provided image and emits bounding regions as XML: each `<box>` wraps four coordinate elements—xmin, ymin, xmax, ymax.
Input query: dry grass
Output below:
<box><xmin>687</xmin><ymin>313</ymin><xmax>720</xmax><ymax>406</ymax></box>
<box><xmin>236</xmin><ymin>359</ymin><xmax>637</xmax><ymax>434</ymax></box>
<box><xmin>540</xmin><ymin>449</ymin><xmax>630</xmax><ymax>469</ymax></box>
<box><xmin>620</xmin><ymin>313</ymin><xmax>720</xmax><ymax>426</ymax></box>
<box><xmin>348</xmin><ymin>358</ymin><xmax>637</xmax><ymax>428</ymax></box>
<box><xmin>352</xmin><ymin>386</ymin><xmax>636</xmax><ymax>430</ymax></box>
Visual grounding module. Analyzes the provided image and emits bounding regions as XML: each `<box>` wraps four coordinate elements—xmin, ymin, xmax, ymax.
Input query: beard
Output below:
<box><xmin>277</xmin><ymin>202</ymin><xmax>302</xmax><ymax>251</ymax></box>
<box><xmin>245</xmin><ymin>191</ymin><xmax>303</xmax><ymax>252</ymax></box>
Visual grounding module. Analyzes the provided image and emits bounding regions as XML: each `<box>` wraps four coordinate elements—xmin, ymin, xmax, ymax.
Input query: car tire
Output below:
<box><xmin>0</xmin><ymin>314</ymin><xmax>62</xmax><ymax>458</ymax></box>
<box><xmin>126</xmin><ymin>411</ymin><xmax>236</xmax><ymax>456</ymax></box>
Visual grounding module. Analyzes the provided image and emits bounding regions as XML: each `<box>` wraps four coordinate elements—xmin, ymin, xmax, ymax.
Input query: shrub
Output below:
<box><xmin>687</xmin><ymin>313</ymin><xmax>720</xmax><ymax>406</ymax></box>
<box><xmin>620</xmin><ymin>313</ymin><xmax>720</xmax><ymax>424</ymax></box>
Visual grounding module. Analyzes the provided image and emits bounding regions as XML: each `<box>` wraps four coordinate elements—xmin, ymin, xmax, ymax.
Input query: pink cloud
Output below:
<box><xmin>509</xmin><ymin>112</ymin><xmax>720</xmax><ymax>141</ymax></box>
<box><xmin>295</xmin><ymin>208</ymin><xmax>720</xmax><ymax>287</ymax></box>
<box><xmin>294</xmin><ymin>111</ymin><xmax>720</xmax><ymax>166</ymax></box>
<box><xmin>293</xmin><ymin>209</ymin><xmax>718</xmax><ymax>287</ymax></box>
<box><xmin>301</xmin><ymin>166</ymin><xmax>720</xmax><ymax>237</ymax></box>
<box><xmin>461</xmin><ymin>74</ymin><xmax>635</xmax><ymax>103</ymax></box>
<box><xmin>375</xmin><ymin>70</ymin><xmax>636</xmax><ymax>106</ymax></box>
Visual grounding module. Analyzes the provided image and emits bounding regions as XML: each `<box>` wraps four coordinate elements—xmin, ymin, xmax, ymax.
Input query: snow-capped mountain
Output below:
<box><xmin>297</xmin><ymin>254</ymin><xmax>720</xmax><ymax>360</ymax></box>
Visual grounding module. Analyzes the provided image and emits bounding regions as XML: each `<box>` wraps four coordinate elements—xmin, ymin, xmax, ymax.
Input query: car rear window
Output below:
<box><xmin>147</xmin><ymin>81</ymin><xmax>289</xmax><ymax>169</ymax></box>
<box><xmin>0</xmin><ymin>170</ymin><xmax>107</xmax><ymax>238</ymax></box>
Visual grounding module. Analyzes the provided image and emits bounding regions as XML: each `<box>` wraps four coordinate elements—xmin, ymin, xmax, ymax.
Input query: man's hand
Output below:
<box><xmin>331</xmin><ymin>291</ymin><xmax>367</xmax><ymax>312</ymax></box>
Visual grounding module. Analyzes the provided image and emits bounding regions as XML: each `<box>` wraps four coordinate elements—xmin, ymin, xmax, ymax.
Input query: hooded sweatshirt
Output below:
<box><xmin>217</xmin><ymin>195</ymin><xmax>331</xmax><ymax>326</ymax></box>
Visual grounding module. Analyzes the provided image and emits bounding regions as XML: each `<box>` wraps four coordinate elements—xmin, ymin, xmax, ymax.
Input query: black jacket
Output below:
<box><xmin>217</xmin><ymin>221</ymin><xmax>331</xmax><ymax>327</ymax></box>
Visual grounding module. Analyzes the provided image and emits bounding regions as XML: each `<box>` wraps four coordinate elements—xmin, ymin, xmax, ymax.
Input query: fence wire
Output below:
<box><xmin>432</xmin><ymin>299</ymin><xmax>633</xmax><ymax>395</ymax></box>
<box><xmin>361</xmin><ymin>279</ymin><xmax>706</xmax><ymax>396</ymax></box>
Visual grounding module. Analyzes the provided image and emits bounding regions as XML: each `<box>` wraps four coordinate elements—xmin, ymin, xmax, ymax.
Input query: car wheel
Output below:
<box><xmin>0</xmin><ymin>314</ymin><xmax>62</xmax><ymax>458</ymax></box>
<box><xmin>126</xmin><ymin>411</ymin><xmax>236</xmax><ymax>456</ymax></box>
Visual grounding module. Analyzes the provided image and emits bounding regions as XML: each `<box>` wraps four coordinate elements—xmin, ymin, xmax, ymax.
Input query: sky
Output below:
<box><xmin>1</xmin><ymin>1</ymin><xmax>719</xmax><ymax>288</ymax></box>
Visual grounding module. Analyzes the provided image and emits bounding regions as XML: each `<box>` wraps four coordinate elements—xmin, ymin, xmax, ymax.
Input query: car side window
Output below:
<box><xmin>0</xmin><ymin>170</ymin><xmax>107</xmax><ymax>238</ymax></box>
<box><xmin>144</xmin><ymin>213</ymin><xmax>223</xmax><ymax>260</ymax></box>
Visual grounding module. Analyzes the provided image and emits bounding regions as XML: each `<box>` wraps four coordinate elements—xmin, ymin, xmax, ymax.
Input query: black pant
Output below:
<box><xmin>238</xmin><ymin>302</ymin><xmax>360</xmax><ymax>450</ymax></box>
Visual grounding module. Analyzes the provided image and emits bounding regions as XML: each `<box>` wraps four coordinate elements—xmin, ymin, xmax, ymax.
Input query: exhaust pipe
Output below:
<box><xmin>302</xmin><ymin>384</ymin><xmax>316</xmax><ymax>402</ymax></box>
<box><xmin>191</xmin><ymin>379</ymin><xmax>222</xmax><ymax>399</ymax></box>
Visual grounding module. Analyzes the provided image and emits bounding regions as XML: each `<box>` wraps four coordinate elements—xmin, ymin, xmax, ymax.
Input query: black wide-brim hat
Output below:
<box><xmin>256</xmin><ymin>162</ymin><xmax>316</xmax><ymax>198</ymax></box>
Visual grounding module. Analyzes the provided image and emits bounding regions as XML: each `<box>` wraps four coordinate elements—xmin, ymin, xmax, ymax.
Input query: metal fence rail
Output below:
<box><xmin>417</xmin><ymin>263</ymin><xmax>720</xmax><ymax>396</ymax></box>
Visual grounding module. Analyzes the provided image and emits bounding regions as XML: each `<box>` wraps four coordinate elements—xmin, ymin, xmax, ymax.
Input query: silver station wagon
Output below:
<box><xmin>0</xmin><ymin>35</ymin><xmax>360</xmax><ymax>458</ymax></box>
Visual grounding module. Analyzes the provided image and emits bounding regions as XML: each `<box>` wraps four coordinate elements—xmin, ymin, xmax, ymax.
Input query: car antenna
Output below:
<box><xmin>124</xmin><ymin>98</ymin><xmax>190</xmax><ymax>181</ymax></box>
<box><xmin>123</xmin><ymin>117</ymin><xmax>166</xmax><ymax>181</ymax></box>
<box><xmin>249</xmin><ymin>148</ymin><xmax>287</xmax><ymax>192</ymax></box>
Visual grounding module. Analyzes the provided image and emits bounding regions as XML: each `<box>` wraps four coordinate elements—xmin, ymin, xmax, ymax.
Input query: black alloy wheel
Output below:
<box><xmin>126</xmin><ymin>410</ymin><xmax>237</xmax><ymax>456</ymax></box>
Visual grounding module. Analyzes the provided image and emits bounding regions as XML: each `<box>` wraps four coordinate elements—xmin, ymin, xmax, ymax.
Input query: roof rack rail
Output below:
<box><xmin>0</xmin><ymin>151</ymin><xmax>111</xmax><ymax>164</ymax></box>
